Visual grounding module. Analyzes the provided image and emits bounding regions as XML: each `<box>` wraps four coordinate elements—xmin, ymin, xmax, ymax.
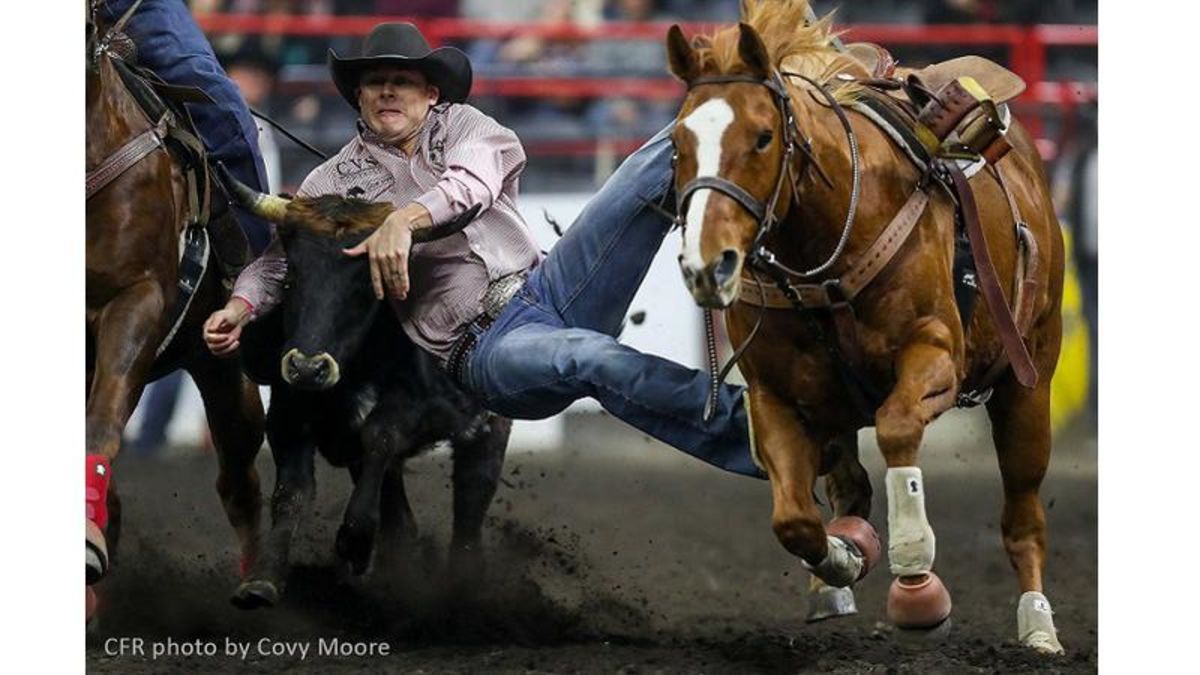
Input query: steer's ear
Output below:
<box><xmin>667</xmin><ymin>25</ymin><xmax>699</xmax><ymax>84</ymax></box>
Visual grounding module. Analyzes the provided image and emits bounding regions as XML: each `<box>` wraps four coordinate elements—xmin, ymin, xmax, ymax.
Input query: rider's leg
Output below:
<box><xmin>537</xmin><ymin>125</ymin><xmax>675</xmax><ymax>336</ymax></box>
<box><xmin>465</xmin><ymin>301</ymin><xmax>762</xmax><ymax>479</ymax></box>
<box><xmin>104</xmin><ymin>0</ymin><xmax>272</xmax><ymax>254</ymax></box>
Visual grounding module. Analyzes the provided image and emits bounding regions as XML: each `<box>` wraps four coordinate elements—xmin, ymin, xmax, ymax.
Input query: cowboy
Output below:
<box><xmin>95</xmin><ymin>0</ymin><xmax>272</xmax><ymax>254</ymax></box>
<box><xmin>204</xmin><ymin>23</ymin><xmax>763</xmax><ymax>478</ymax></box>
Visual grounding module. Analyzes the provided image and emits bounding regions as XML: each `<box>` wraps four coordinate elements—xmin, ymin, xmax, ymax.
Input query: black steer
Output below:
<box><xmin>228</xmin><ymin>192</ymin><xmax>509</xmax><ymax>610</ymax></box>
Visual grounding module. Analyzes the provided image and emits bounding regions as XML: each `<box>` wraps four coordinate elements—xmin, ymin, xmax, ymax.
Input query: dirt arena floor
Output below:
<box><xmin>86</xmin><ymin>410</ymin><xmax>1097</xmax><ymax>674</ymax></box>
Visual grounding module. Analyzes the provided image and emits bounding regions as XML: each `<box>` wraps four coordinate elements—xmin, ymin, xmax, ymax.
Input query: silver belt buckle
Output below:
<box><xmin>481</xmin><ymin>272</ymin><xmax>527</xmax><ymax>320</ymax></box>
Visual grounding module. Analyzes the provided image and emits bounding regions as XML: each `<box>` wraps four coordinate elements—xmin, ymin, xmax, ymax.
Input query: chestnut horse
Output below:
<box><xmin>85</xmin><ymin>6</ymin><xmax>263</xmax><ymax>616</ymax></box>
<box><xmin>667</xmin><ymin>0</ymin><xmax>1064</xmax><ymax>653</ymax></box>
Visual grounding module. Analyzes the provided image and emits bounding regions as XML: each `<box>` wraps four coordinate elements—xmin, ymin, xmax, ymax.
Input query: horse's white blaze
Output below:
<box><xmin>680</xmin><ymin>98</ymin><xmax>735</xmax><ymax>271</ymax></box>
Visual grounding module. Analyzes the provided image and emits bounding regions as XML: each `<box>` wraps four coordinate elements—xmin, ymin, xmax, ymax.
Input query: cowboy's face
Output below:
<box><xmin>357</xmin><ymin>66</ymin><xmax>440</xmax><ymax>146</ymax></box>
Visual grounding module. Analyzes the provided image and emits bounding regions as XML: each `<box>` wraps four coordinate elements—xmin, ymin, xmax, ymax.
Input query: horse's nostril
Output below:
<box><xmin>713</xmin><ymin>249</ymin><xmax>741</xmax><ymax>286</ymax></box>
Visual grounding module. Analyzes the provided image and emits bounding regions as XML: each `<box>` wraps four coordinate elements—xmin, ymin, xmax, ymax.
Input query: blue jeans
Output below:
<box><xmin>464</xmin><ymin>126</ymin><xmax>763</xmax><ymax>479</ymax></box>
<box><xmin>102</xmin><ymin>0</ymin><xmax>272</xmax><ymax>255</ymax></box>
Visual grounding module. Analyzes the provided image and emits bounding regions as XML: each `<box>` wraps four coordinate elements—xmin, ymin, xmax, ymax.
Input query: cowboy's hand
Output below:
<box><xmin>344</xmin><ymin>208</ymin><xmax>416</xmax><ymax>300</ymax></box>
<box><xmin>203</xmin><ymin>298</ymin><xmax>252</xmax><ymax>357</ymax></box>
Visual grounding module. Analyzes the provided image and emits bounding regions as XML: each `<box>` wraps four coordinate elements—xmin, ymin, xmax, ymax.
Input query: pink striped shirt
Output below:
<box><xmin>233</xmin><ymin>103</ymin><xmax>542</xmax><ymax>363</ymax></box>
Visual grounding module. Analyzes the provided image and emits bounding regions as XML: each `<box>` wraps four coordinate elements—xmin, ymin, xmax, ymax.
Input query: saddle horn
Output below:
<box><xmin>216</xmin><ymin>162</ymin><xmax>290</xmax><ymax>223</ymax></box>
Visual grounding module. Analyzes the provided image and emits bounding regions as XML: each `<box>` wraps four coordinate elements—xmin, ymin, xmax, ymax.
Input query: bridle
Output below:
<box><xmin>672</xmin><ymin>67</ymin><xmax>865</xmax><ymax>420</ymax></box>
<box><xmin>673</xmin><ymin>68</ymin><xmax>862</xmax><ymax>281</ymax></box>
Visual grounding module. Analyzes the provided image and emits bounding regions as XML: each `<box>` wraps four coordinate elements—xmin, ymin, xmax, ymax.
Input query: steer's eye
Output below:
<box><xmin>755</xmin><ymin>130</ymin><xmax>774</xmax><ymax>151</ymax></box>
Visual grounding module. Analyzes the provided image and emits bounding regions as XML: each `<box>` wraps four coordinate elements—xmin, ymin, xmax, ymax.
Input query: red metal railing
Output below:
<box><xmin>197</xmin><ymin>14</ymin><xmax>1096</xmax><ymax>154</ymax></box>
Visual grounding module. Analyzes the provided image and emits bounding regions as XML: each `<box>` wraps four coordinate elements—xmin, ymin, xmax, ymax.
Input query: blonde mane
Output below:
<box><xmin>693</xmin><ymin>0</ymin><xmax>864</xmax><ymax>98</ymax></box>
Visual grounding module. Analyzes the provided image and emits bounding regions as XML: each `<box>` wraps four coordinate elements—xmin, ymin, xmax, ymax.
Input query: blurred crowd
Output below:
<box><xmin>189</xmin><ymin>0</ymin><xmax>1097</xmax><ymax>190</ymax></box>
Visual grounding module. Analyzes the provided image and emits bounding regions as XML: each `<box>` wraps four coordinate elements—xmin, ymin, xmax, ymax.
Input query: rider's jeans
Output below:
<box><xmin>465</xmin><ymin>126</ymin><xmax>764</xmax><ymax>479</ymax></box>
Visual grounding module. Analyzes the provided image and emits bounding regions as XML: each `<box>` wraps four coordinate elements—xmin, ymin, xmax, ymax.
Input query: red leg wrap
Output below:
<box><xmin>86</xmin><ymin>454</ymin><xmax>112</xmax><ymax>530</ymax></box>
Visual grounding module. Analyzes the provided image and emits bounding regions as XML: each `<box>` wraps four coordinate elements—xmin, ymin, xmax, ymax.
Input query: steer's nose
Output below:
<box><xmin>281</xmin><ymin>349</ymin><xmax>340</xmax><ymax>390</ymax></box>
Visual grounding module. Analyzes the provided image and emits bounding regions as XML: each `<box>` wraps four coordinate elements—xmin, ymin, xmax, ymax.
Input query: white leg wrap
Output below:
<box><xmin>885</xmin><ymin>467</ymin><xmax>936</xmax><ymax>576</ymax></box>
<box><xmin>802</xmin><ymin>535</ymin><xmax>864</xmax><ymax>588</ymax></box>
<box><xmin>1018</xmin><ymin>591</ymin><xmax>1064</xmax><ymax>654</ymax></box>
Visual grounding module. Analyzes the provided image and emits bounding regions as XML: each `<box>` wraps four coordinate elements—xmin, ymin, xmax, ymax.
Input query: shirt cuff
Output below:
<box><xmin>413</xmin><ymin>188</ymin><xmax>455</xmax><ymax>227</ymax></box>
<box><xmin>228</xmin><ymin>294</ymin><xmax>255</xmax><ymax>319</ymax></box>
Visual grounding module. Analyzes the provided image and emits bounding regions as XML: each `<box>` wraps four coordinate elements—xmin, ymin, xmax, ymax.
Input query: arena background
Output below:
<box><xmin>87</xmin><ymin>1</ymin><xmax>1098</xmax><ymax>673</ymax></box>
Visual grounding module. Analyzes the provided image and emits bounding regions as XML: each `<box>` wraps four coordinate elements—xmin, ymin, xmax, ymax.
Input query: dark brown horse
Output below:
<box><xmin>85</xmin><ymin>8</ymin><xmax>263</xmax><ymax>617</ymax></box>
<box><xmin>667</xmin><ymin>0</ymin><xmax>1064</xmax><ymax>653</ymax></box>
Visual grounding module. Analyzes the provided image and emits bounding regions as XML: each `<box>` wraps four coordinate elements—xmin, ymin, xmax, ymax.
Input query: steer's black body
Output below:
<box><xmin>230</xmin><ymin>207</ymin><xmax>509</xmax><ymax>609</ymax></box>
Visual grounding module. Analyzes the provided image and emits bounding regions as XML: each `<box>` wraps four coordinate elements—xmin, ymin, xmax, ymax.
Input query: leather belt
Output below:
<box><xmin>446</xmin><ymin>270</ymin><xmax>529</xmax><ymax>384</ymax></box>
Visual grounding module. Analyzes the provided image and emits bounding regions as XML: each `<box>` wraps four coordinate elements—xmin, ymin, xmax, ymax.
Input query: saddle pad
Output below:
<box><xmin>909</xmin><ymin>56</ymin><xmax>1026</xmax><ymax>104</ymax></box>
<box><xmin>844</xmin><ymin>42</ymin><xmax>896</xmax><ymax>79</ymax></box>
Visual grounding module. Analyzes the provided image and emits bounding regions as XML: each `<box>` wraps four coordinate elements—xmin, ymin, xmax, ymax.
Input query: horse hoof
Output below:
<box><xmin>894</xmin><ymin>616</ymin><xmax>953</xmax><ymax>643</ymax></box>
<box><xmin>827</xmin><ymin>516</ymin><xmax>881</xmax><ymax>580</ymax></box>
<box><xmin>86</xmin><ymin>520</ymin><xmax>109</xmax><ymax>584</ymax></box>
<box><xmin>805</xmin><ymin>581</ymin><xmax>858</xmax><ymax>623</ymax></box>
<box><xmin>887</xmin><ymin>572</ymin><xmax>952</xmax><ymax>629</ymax></box>
<box><xmin>230</xmin><ymin>579</ymin><xmax>279</xmax><ymax>610</ymax></box>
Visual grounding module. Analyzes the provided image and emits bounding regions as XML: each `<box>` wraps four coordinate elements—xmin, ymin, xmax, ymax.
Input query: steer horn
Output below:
<box><xmin>411</xmin><ymin>202</ymin><xmax>483</xmax><ymax>243</ymax></box>
<box><xmin>217</xmin><ymin>163</ymin><xmax>291</xmax><ymax>223</ymax></box>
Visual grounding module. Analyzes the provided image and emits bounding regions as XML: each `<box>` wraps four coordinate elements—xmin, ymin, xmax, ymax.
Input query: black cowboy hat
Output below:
<box><xmin>328</xmin><ymin>22</ymin><xmax>472</xmax><ymax>108</ymax></box>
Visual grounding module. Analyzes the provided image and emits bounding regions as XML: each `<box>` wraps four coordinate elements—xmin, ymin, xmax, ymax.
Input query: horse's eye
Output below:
<box><xmin>755</xmin><ymin>130</ymin><xmax>774</xmax><ymax>151</ymax></box>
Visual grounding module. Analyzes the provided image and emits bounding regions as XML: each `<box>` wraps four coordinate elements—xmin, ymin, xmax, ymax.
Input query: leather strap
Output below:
<box><xmin>838</xmin><ymin>188</ymin><xmax>929</xmax><ymax>298</ymax></box>
<box><xmin>679</xmin><ymin>175</ymin><xmax>766</xmax><ymax>224</ymax></box>
<box><xmin>946</xmin><ymin>164</ymin><xmax>1038</xmax><ymax>388</ymax></box>
<box><xmin>738</xmin><ymin>187</ymin><xmax>929</xmax><ymax>309</ymax></box>
<box><xmin>86</xmin><ymin>115</ymin><xmax>167</xmax><ymax>199</ymax></box>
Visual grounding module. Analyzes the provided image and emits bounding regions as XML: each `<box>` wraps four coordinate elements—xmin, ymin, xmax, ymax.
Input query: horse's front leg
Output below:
<box><xmin>188</xmin><ymin>352</ymin><xmax>264</xmax><ymax>581</ymax></box>
<box><xmin>875</xmin><ymin>319</ymin><xmax>959</xmax><ymax>631</ymax></box>
<box><xmin>748</xmin><ymin>385</ymin><xmax>880</xmax><ymax>623</ymax></box>
<box><xmin>86</xmin><ymin>279</ymin><xmax>168</xmax><ymax>585</ymax></box>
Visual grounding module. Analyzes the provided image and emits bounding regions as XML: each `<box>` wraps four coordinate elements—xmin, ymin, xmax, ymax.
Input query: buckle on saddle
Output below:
<box><xmin>956</xmin><ymin>388</ymin><xmax>993</xmax><ymax>408</ymax></box>
<box><xmin>822</xmin><ymin>279</ymin><xmax>849</xmax><ymax>306</ymax></box>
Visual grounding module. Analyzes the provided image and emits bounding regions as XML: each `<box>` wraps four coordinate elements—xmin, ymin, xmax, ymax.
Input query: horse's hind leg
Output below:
<box><xmin>825</xmin><ymin>432</ymin><xmax>872</xmax><ymax>519</ymax></box>
<box><xmin>447</xmin><ymin>415</ymin><xmax>510</xmax><ymax>591</ymax></box>
<box><xmin>874</xmin><ymin>324</ymin><xmax>958</xmax><ymax>631</ymax></box>
<box><xmin>188</xmin><ymin>354</ymin><xmax>264</xmax><ymax>580</ymax></box>
<box><xmin>985</xmin><ymin>377</ymin><xmax>1063</xmax><ymax>654</ymax></box>
<box><xmin>807</xmin><ymin>432</ymin><xmax>878</xmax><ymax>622</ymax></box>
<box><xmin>86</xmin><ymin>280</ymin><xmax>168</xmax><ymax>584</ymax></box>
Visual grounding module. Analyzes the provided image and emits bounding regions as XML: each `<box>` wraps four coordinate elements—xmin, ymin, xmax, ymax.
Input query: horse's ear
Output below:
<box><xmin>737</xmin><ymin>22</ymin><xmax>771</xmax><ymax>77</ymax></box>
<box><xmin>666</xmin><ymin>24</ymin><xmax>698</xmax><ymax>83</ymax></box>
